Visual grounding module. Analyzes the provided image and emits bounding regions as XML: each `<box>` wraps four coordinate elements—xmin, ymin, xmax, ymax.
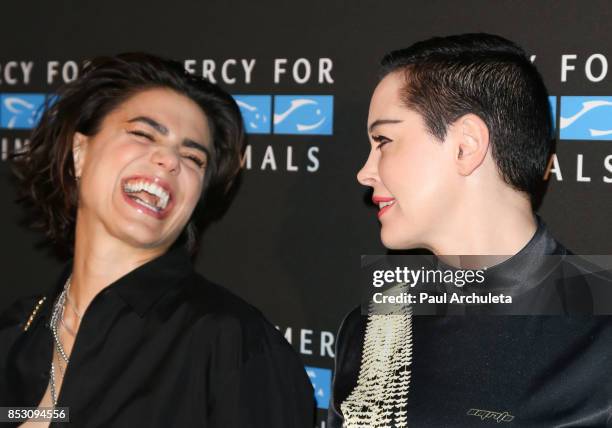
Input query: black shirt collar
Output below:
<box><xmin>435</xmin><ymin>215</ymin><xmax>568</xmax><ymax>293</ymax></box>
<box><xmin>46</xmin><ymin>244</ymin><xmax>194</xmax><ymax>318</ymax></box>
<box><xmin>479</xmin><ymin>215</ymin><xmax>568</xmax><ymax>293</ymax></box>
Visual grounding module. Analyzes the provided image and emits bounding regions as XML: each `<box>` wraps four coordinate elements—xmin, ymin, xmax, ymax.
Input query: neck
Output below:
<box><xmin>67</xmin><ymin>212</ymin><xmax>167</xmax><ymax>316</ymax></box>
<box><xmin>427</xmin><ymin>186</ymin><xmax>537</xmax><ymax>257</ymax></box>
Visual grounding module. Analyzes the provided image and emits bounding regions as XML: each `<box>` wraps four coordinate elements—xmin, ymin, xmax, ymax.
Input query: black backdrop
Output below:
<box><xmin>1</xmin><ymin>2</ymin><xmax>612</xmax><ymax>426</ymax></box>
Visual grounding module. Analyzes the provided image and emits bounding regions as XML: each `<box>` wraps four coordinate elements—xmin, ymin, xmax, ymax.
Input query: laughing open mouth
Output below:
<box><xmin>121</xmin><ymin>176</ymin><xmax>173</xmax><ymax>217</ymax></box>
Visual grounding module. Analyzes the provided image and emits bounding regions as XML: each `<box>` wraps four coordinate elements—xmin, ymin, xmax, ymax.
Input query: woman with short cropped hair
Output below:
<box><xmin>329</xmin><ymin>34</ymin><xmax>612</xmax><ymax>427</ymax></box>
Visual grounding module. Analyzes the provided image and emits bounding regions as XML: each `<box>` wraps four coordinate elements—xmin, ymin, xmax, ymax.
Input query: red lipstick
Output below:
<box><xmin>372</xmin><ymin>195</ymin><xmax>396</xmax><ymax>218</ymax></box>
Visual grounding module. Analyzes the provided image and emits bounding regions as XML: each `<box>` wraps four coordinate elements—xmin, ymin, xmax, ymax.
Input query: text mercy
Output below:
<box><xmin>372</xmin><ymin>292</ymin><xmax>513</xmax><ymax>305</ymax></box>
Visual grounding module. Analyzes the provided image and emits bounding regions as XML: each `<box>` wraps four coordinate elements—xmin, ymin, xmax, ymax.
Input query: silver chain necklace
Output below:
<box><xmin>48</xmin><ymin>275</ymin><xmax>75</xmax><ymax>406</ymax></box>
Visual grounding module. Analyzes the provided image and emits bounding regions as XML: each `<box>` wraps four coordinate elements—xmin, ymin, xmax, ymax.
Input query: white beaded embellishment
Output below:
<box><xmin>341</xmin><ymin>284</ymin><xmax>413</xmax><ymax>427</ymax></box>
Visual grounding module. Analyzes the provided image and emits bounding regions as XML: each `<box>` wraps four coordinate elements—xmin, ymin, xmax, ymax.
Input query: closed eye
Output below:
<box><xmin>128</xmin><ymin>129</ymin><xmax>155</xmax><ymax>141</ymax></box>
<box><xmin>183</xmin><ymin>154</ymin><xmax>206</xmax><ymax>169</ymax></box>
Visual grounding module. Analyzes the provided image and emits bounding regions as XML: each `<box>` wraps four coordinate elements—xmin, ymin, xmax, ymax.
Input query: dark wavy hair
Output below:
<box><xmin>380</xmin><ymin>33</ymin><xmax>553</xmax><ymax>203</ymax></box>
<box><xmin>11</xmin><ymin>52</ymin><xmax>245</xmax><ymax>255</ymax></box>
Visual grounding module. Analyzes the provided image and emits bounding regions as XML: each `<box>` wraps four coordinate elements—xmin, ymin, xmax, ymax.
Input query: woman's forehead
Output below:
<box><xmin>370</xmin><ymin>74</ymin><xmax>407</xmax><ymax>115</ymax></box>
<box><xmin>106</xmin><ymin>88</ymin><xmax>210</xmax><ymax>140</ymax></box>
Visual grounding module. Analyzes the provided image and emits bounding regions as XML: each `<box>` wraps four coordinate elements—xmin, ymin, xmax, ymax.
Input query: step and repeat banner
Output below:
<box><xmin>1</xmin><ymin>1</ymin><xmax>611</xmax><ymax>425</ymax></box>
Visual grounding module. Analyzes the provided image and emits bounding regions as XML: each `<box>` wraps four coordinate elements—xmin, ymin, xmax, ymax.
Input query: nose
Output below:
<box><xmin>357</xmin><ymin>149</ymin><xmax>379</xmax><ymax>187</ymax></box>
<box><xmin>151</xmin><ymin>147</ymin><xmax>180</xmax><ymax>174</ymax></box>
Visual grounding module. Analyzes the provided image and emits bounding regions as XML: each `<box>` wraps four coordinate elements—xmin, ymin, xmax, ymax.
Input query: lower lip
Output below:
<box><xmin>121</xmin><ymin>191</ymin><xmax>172</xmax><ymax>220</ymax></box>
<box><xmin>377</xmin><ymin>202</ymin><xmax>395</xmax><ymax>218</ymax></box>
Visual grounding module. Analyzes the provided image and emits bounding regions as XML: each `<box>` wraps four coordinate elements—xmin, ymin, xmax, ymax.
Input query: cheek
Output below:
<box><xmin>378</xmin><ymin>146</ymin><xmax>434</xmax><ymax>193</ymax></box>
<box><xmin>178</xmin><ymin>171</ymin><xmax>205</xmax><ymax>212</ymax></box>
<box><xmin>379</xmin><ymin>143</ymin><xmax>449</xmax><ymax>212</ymax></box>
<box><xmin>80</xmin><ymin>142</ymin><xmax>147</xmax><ymax>208</ymax></box>
<box><xmin>87</xmin><ymin>141</ymin><xmax>145</xmax><ymax>178</ymax></box>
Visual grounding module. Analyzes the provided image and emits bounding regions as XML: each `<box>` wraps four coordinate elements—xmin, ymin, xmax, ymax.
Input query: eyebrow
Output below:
<box><xmin>368</xmin><ymin>119</ymin><xmax>403</xmax><ymax>134</ymax></box>
<box><xmin>128</xmin><ymin>115</ymin><xmax>211</xmax><ymax>159</ymax></box>
<box><xmin>128</xmin><ymin>116</ymin><xmax>169</xmax><ymax>135</ymax></box>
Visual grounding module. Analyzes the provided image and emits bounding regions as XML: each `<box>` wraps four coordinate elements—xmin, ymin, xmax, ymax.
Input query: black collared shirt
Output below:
<box><xmin>329</xmin><ymin>219</ymin><xmax>612</xmax><ymax>427</ymax></box>
<box><xmin>0</xmin><ymin>245</ymin><xmax>315</xmax><ymax>427</ymax></box>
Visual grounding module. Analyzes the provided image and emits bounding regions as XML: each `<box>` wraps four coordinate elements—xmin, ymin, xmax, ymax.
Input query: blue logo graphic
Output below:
<box><xmin>549</xmin><ymin>96</ymin><xmax>557</xmax><ymax>131</ymax></box>
<box><xmin>273</xmin><ymin>95</ymin><xmax>333</xmax><ymax>135</ymax></box>
<box><xmin>560</xmin><ymin>96</ymin><xmax>612</xmax><ymax>140</ymax></box>
<box><xmin>233</xmin><ymin>95</ymin><xmax>271</xmax><ymax>134</ymax></box>
<box><xmin>305</xmin><ymin>366</ymin><xmax>331</xmax><ymax>409</ymax></box>
<box><xmin>0</xmin><ymin>93</ymin><xmax>46</xmax><ymax>129</ymax></box>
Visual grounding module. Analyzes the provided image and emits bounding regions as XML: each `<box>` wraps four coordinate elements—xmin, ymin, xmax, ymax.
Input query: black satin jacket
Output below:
<box><xmin>329</xmin><ymin>220</ymin><xmax>612</xmax><ymax>427</ymax></box>
<box><xmin>0</xmin><ymin>245</ymin><xmax>315</xmax><ymax>427</ymax></box>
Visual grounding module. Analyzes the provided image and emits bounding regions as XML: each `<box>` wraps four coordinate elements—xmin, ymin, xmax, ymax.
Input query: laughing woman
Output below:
<box><xmin>0</xmin><ymin>53</ymin><xmax>314</xmax><ymax>427</ymax></box>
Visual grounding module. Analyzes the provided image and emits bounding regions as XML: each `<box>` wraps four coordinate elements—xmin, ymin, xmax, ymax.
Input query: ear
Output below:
<box><xmin>72</xmin><ymin>132</ymin><xmax>89</xmax><ymax>179</ymax></box>
<box><xmin>453</xmin><ymin>114</ymin><xmax>489</xmax><ymax>176</ymax></box>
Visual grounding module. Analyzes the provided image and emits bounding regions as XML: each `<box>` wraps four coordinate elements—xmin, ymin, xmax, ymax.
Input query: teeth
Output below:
<box><xmin>133</xmin><ymin>198</ymin><xmax>160</xmax><ymax>212</ymax></box>
<box><xmin>123</xmin><ymin>179</ymin><xmax>170</xmax><ymax>210</ymax></box>
<box><xmin>379</xmin><ymin>200</ymin><xmax>395</xmax><ymax>209</ymax></box>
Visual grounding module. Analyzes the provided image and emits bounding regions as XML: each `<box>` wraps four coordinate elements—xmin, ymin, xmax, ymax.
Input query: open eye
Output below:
<box><xmin>372</xmin><ymin>134</ymin><xmax>392</xmax><ymax>150</ymax></box>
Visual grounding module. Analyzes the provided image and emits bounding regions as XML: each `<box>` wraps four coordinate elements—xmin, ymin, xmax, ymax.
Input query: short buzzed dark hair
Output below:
<box><xmin>380</xmin><ymin>33</ymin><xmax>553</xmax><ymax>201</ymax></box>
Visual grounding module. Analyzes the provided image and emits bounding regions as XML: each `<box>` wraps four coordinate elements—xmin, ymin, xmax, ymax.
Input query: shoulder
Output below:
<box><xmin>336</xmin><ymin>305</ymin><xmax>367</xmax><ymax>344</ymax></box>
<box><xmin>180</xmin><ymin>271</ymin><xmax>272</xmax><ymax>329</ymax></box>
<box><xmin>0</xmin><ymin>294</ymin><xmax>48</xmax><ymax>374</ymax></box>
<box><xmin>178</xmin><ymin>272</ymin><xmax>294</xmax><ymax>361</ymax></box>
<box><xmin>333</xmin><ymin>305</ymin><xmax>368</xmax><ymax>366</ymax></box>
<box><xmin>555</xmin><ymin>253</ymin><xmax>612</xmax><ymax>314</ymax></box>
<box><xmin>0</xmin><ymin>295</ymin><xmax>46</xmax><ymax>332</ymax></box>
<box><xmin>177</xmin><ymin>273</ymin><xmax>313</xmax><ymax>399</ymax></box>
<box><xmin>328</xmin><ymin>306</ymin><xmax>368</xmax><ymax>423</ymax></box>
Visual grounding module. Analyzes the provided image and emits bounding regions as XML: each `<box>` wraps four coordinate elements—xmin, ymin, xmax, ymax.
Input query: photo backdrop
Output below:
<box><xmin>1</xmin><ymin>1</ymin><xmax>611</xmax><ymax>425</ymax></box>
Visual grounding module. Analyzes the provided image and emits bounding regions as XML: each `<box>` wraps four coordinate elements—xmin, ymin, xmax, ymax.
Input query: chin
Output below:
<box><xmin>380</xmin><ymin>227</ymin><xmax>423</xmax><ymax>251</ymax></box>
<box><xmin>380</xmin><ymin>230</ymin><xmax>406</xmax><ymax>250</ymax></box>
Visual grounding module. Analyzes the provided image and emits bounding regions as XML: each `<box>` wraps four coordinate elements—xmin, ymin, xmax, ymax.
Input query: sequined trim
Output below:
<box><xmin>23</xmin><ymin>297</ymin><xmax>47</xmax><ymax>331</ymax></box>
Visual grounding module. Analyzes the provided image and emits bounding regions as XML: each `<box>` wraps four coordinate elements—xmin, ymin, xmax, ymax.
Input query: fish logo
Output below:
<box><xmin>0</xmin><ymin>94</ymin><xmax>47</xmax><ymax>129</ymax></box>
<box><xmin>305</xmin><ymin>366</ymin><xmax>332</xmax><ymax>409</ymax></box>
<box><xmin>273</xmin><ymin>96</ymin><xmax>333</xmax><ymax>135</ymax></box>
<box><xmin>233</xmin><ymin>95</ymin><xmax>271</xmax><ymax>134</ymax></box>
<box><xmin>560</xmin><ymin>96</ymin><xmax>612</xmax><ymax>140</ymax></box>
